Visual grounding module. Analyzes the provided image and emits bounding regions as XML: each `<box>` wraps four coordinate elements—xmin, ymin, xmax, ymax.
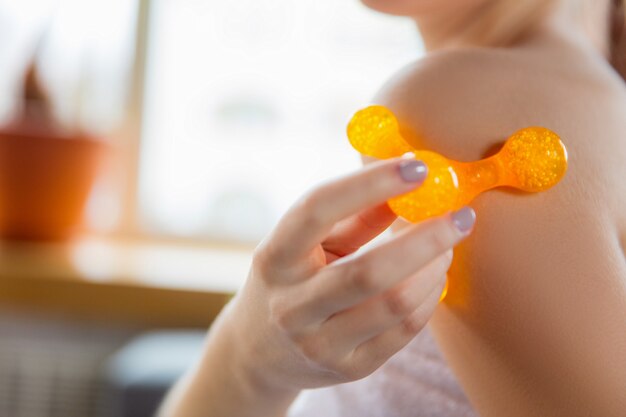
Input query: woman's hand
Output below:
<box><xmin>161</xmin><ymin>158</ymin><xmax>475</xmax><ymax>417</ymax></box>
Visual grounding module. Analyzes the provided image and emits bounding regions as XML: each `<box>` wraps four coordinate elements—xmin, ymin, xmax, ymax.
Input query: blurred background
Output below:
<box><xmin>0</xmin><ymin>0</ymin><xmax>423</xmax><ymax>415</ymax></box>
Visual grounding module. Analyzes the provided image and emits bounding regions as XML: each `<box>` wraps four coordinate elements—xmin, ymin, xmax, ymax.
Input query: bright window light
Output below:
<box><xmin>138</xmin><ymin>0</ymin><xmax>425</xmax><ymax>243</ymax></box>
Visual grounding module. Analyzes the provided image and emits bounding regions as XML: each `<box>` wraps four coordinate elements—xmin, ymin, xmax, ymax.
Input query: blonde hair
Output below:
<box><xmin>610</xmin><ymin>0</ymin><xmax>625</xmax><ymax>80</ymax></box>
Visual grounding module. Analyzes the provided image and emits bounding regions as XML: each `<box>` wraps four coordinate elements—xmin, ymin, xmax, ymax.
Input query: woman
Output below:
<box><xmin>161</xmin><ymin>0</ymin><xmax>626</xmax><ymax>416</ymax></box>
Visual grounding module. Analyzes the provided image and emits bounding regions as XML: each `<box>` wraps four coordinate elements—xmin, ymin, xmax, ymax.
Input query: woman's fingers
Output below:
<box><xmin>318</xmin><ymin>250</ymin><xmax>451</xmax><ymax>353</ymax></box>
<box><xmin>347</xmin><ymin>278</ymin><xmax>446</xmax><ymax>375</ymax></box>
<box><xmin>322</xmin><ymin>203</ymin><xmax>397</xmax><ymax>263</ymax></box>
<box><xmin>302</xmin><ymin>207</ymin><xmax>475</xmax><ymax>321</ymax></box>
<box><xmin>265</xmin><ymin>158</ymin><xmax>427</xmax><ymax>265</ymax></box>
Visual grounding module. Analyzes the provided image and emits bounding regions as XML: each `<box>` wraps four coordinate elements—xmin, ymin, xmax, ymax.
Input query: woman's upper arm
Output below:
<box><xmin>436</xmin><ymin>182</ymin><xmax>626</xmax><ymax>417</ymax></box>
<box><xmin>373</xmin><ymin>52</ymin><xmax>626</xmax><ymax>416</ymax></box>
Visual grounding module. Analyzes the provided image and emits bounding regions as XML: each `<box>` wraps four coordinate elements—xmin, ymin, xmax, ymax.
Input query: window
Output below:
<box><xmin>138</xmin><ymin>0</ymin><xmax>423</xmax><ymax>243</ymax></box>
<box><xmin>0</xmin><ymin>0</ymin><xmax>424</xmax><ymax>246</ymax></box>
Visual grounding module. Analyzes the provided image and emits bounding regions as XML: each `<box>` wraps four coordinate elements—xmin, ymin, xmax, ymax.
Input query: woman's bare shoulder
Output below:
<box><xmin>375</xmin><ymin>49</ymin><xmax>529</xmax><ymax>142</ymax></box>
<box><xmin>375</xmin><ymin>47</ymin><xmax>626</xmax><ymax>416</ymax></box>
<box><xmin>376</xmin><ymin>46</ymin><xmax>626</xmax><ymax>217</ymax></box>
<box><xmin>373</xmin><ymin>48</ymin><xmax>518</xmax><ymax>160</ymax></box>
<box><xmin>375</xmin><ymin>46</ymin><xmax>625</xmax><ymax>159</ymax></box>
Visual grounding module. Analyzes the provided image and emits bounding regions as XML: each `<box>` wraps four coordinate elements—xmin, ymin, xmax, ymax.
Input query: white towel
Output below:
<box><xmin>287</xmin><ymin>325</ymin><xmax>477</xmax><ymax>417</ymax></box>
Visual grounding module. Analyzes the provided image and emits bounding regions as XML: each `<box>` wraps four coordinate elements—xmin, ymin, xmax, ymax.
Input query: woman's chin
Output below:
<box><xmin>360</xmin><ymin>0</ymin><xmax>410</xmax><ymax>15</ymax></box>
<box><xmin>359</xmin><ymin>0</ymin><xmax>434</xmax><ymax>16</ymax></box>
<box><xmin>359</xmin><ymin>0</ymin><xmax>486</xmax><ymax>17</ymax></box>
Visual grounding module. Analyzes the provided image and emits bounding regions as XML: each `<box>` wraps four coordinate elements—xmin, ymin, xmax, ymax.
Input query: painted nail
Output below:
<box><xmin>398</xmin><ymin>160</ymin><xmax>428</xmax><ymax>183</ymax></box>
<box><xmin>451</xmin><ymin>206</ymin><xmax>476</xmax><ymax>234</ymax></box>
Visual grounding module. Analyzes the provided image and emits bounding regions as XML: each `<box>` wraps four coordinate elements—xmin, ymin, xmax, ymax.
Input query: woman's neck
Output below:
<box><xmin>412</xmin><ymin>2</ymin><xmax>490</xmax><ymax>51</ymax></box>
<box><xmin>413</xmin><ymin>0</ymin><xmax>612</xmax><ymax>55</ymax></box>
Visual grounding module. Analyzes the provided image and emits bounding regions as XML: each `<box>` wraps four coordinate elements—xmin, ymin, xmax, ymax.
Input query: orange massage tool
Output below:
<box><xmin>347</xmin><ymin>105</ymin><xmax>568</xmax><ymax>223</ymax></box>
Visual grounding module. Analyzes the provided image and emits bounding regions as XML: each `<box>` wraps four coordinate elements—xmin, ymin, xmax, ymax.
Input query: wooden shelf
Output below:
<box><xmin>0</xmin><ymin>236</ymin><xmax>252</xmax><ymax>328</ymax></box>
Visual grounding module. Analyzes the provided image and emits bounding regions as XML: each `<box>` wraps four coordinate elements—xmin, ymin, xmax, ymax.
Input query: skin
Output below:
<box><xmin>368</xmin><ymin>0</ymin><xmax>626</xmax><ymax>415</ymax></box>
<box><xmin>159</xmin><ymin>158</ymin><xmax>474</xmax><ymax>417</ymax></box>
<box><xmin>161</xmin><ymin>0</ymin><xmax>626</xmax><ymax>416</ymax></box>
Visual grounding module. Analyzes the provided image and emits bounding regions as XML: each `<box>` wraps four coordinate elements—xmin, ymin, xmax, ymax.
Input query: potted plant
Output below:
<box><xmin>0</xmin><ymin>60</ymin><xmax>104</xmax><ymax>241</ymax></box>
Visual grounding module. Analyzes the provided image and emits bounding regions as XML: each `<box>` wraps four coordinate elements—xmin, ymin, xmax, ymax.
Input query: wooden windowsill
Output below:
<box><xmin>0</xmin><ymin>235</ymin><xmax>252</xmax><ymax>328</ymax></box>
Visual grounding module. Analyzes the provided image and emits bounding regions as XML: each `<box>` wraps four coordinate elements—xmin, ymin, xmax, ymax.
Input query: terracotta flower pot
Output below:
<box><xmin>0</xmin><ymin>127</ymin><xmax>104</xmax><ymax>241</ymax></box>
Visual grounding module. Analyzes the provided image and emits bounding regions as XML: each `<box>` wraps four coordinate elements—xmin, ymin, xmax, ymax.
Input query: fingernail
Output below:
<box><xmin>398</xmin><ymin>160</ymin><xmax>428</xmax><ymax>183</ymax></box>
<box><xmin>451</xmin><ymin>206</ymin><xmax>476</xmax><ymax>234</ymax></box>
